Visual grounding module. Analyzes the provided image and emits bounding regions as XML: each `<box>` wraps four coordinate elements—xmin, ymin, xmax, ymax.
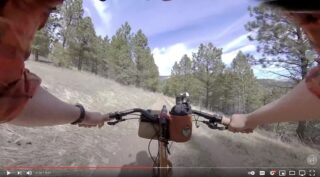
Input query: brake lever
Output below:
<box><xmin>107</xmin><ymin>122</ymin><xmax>117</xmax><ymax>126</ymax></box>
<box><xmin>202</xmin><ymin>121</ymin><xmax>226</xmax><ymax>130</ymax></box>
<box><xmin>216</xmin><ymin>125</ymin><xmax>227</xmax><ymax>130</ymax></box>
<box><xmin>211</xmin><ymin>123</ymin><xmax>227</xmax><ymax>130</ymax></box>
<box><xmin>207</xmin><ymin>122</ymin><xmax>218</xmax><ymax>129</ymax></box>
<box><xmin>107</xmin><ymin>119</ymin><xmax>126</xmax><ymax>126</ymax></box>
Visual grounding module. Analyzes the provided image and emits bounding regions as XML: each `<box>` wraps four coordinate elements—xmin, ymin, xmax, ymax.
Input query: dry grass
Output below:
<box><xmin>0</xmin><ymin>61</ymin><xmax>319</xmax><ymax>176</ymax></box>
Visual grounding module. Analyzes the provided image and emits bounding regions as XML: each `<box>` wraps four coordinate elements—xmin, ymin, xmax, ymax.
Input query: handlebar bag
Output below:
<box><xmin>138</xmin><ymin>121</ymin><xmax>160</xmax><ymax>140</ymax></box>
<box><xmin>138</xmin><ymin>110</ymin><xmax>160</xmax><ymax>140</ymax></box>
<box><xmin>169</xmin><ymin>103</ymin><xmax>192</xmax><ymax>142</ymax></box>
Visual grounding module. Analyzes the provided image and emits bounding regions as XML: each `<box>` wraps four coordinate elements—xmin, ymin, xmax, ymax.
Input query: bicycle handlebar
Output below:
<box><xmin>108</xmin><ymin>108</ymin><xmax>158</xmax><ymax>121</ymax></box>
<box><xmin>191</xmin><ymin>110</ymin><xmax>223</xmax><ymax>123</ymax></box>
<box><xmin>107</xmin><ymin>108</ymin><xmax>230</xmax><ymax>130</ymax></box>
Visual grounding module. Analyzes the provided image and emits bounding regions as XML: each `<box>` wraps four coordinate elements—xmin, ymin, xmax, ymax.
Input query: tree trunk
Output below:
<box><xmin>91</xmin><ymin>58</ymin><xmax>98</xmax><ymax>74</ymax></box>
<box><xmin>296</xmin><ymin>27</ymin><xmax>309</xmax><ymax>141</ymax></box>
<box><xmin>136</xmin><ymin>71</ymin><xmax>141</xmax><ymax>87</ymax></box>
<box><xmin>62</xmin><ymin>35</ymin><xmax>67</xmax><ymax>49</ymax></box>
<box><xmin>296</xmin><ymin>121</ymin><xmax>306</xmax><ymax>140</ymax></box>
<box><xmin>205</xmin><ymin>83</ymin><xmax>209</xmax><ymax>109</ymax></box>
<box><xmin>78</xmin><ymin>55</ymin><xmax>82</xmax><ymax>71</ymax></box>
<box><xmin>34</xmin><ymin>50</ymin><xmax>39</xmax><ymax>61</ymax></box>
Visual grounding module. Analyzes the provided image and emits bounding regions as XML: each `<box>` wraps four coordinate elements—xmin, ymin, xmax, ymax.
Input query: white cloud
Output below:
<box><xmin>221</xmin><ymin>44</ymin><xmax>256</xmax><ymax>65</ymax></box>
<box><xmin>212</xmin><ymin>14</ymin><xmax>250</xmax><ymax>44</ymax></box>
<box><xmin>220</xmin><ymin>32</ymin><xmax>256</xmax><ymax>64</ymax></box>
<box><xmin>152</xmin><ymin>43</ymin><xmax>196</xmax><ymax>76</ymax></box>
<box><xmin>220</xmin><ymin>32</ymin><xmax>290</xmax><ymax>79</ymax></box>
<box><xmin>91</xmin><ymin>0</ymin><xmax>112</xmax><ymax>35</ymax></box>
<box><xmin>221</xmin><ymin>51</ymin><xmax>238</xmax><ymax>65</ymax></box>
<box><xmin>92</xmin><ymin>0</ymin><xmax>109</xmax><ymax>19</ymax></box>
<box><xmin>177</xmin><ymin>13</ymin><xmax>250</xmax><ymax>48</ymax></box>
<box><xmin>153</xmin><ymin>42</ymin><xmax>257</xmax><ymax>76</ymax></box>
<box><xmin>222</xmin><ymin>32</ymin><xmax>252</xmax><ymax>53</ymax></box>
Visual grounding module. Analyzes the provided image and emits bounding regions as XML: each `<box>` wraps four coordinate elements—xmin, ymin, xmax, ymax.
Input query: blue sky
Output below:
<box><xmin>83</xmin><ymin>0</ymin><xmax>277</xmax><ymax>78</ymax></box>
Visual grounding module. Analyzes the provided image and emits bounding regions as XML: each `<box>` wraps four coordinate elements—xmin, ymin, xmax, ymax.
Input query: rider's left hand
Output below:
<box><xmin>78</xmin><ymin>111</ymin><xmax>110</xmax><ymax>128</ymax></box>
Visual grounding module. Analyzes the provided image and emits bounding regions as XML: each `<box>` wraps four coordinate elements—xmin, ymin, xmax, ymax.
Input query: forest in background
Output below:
<box><xmin>33</xmin><ymin>0</ymin><xmax>159</xmax><ymax>91</ymax></box>
<box><xmin>31</xmin><ymin>0</ymin><xmax>319</xmax><ymax>146</ymax></box>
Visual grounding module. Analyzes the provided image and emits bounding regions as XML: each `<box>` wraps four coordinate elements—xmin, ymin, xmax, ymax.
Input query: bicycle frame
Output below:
<box><xmin>157</xmin><ymin>105</ymin><xmax>171</xmax><ymax>177</ymax></box>
<box><xmin>158</xmin><ymin>141</ymin><xmax>170</xmax><ymax>177</ymax></box>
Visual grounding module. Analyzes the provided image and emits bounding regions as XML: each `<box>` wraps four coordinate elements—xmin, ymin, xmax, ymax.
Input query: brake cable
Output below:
<box><xmin>107</xmin><ymin>118</ymin><xmax>140</xmax><ymax>125</ymax></box>
<box><xmin>167</xmin><ymin>141</ymin><xmax>173</xmax><ymax>155</ymax></box>
<box><xmin>193</xmin><ymin>114</ymin><xmax>200</xmax><ymax>128</ymax></box>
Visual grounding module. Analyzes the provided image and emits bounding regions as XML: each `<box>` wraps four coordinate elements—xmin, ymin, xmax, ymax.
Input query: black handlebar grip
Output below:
<box><xmin>108</xmin><ymin>112</ymin><xmax>118</xmax><ymax>119</ymax></box>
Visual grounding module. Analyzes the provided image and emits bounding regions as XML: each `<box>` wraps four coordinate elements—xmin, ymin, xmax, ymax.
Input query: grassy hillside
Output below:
<box><xmin>258</xmin><ymin>79</ymin><xmax>295</xmax><ymax>89</ymax></box>
<box><xmin>0</xmin><ymin>61</ymin><xmax>318</xmax><ymax>176</ymax></box>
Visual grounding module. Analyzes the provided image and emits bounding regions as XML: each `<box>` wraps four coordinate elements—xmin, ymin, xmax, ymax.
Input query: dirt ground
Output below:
<box><xmin>0</xmin><ymin>61</ymin><xmax>319</xmax><ymax>177</ymax></box>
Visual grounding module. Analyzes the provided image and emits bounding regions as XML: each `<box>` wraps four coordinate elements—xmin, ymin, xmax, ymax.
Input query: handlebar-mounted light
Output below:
<box><xmin>176</xmin><ymin>92</ymin><xmax>190</xmax><ymax>105</ymax></box>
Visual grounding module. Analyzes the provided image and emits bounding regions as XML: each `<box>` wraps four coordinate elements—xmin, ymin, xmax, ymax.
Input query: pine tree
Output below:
<box><xmin>246</xmin><ymin>5</ymin><xmax>313</xmax><ymax>82</ymax></box>
<box><xmin>164</xmin><ymin>62</ymin><xmax>181</xmax><ymax>96</ymax></box>
<box><xmin>214</xmin><ymin>69</ymin><xmax>237</xmax><ymax>114</ymax></box>
<box><xmin>176</xmin><ymin>54</ymin><xmax>200</xmax><ymax>103</ymax></box>
<box><xmin>132</xmin><ymin>30</ymin><xmax>159</xmax><ymax>91</ymax></box>
<box><xmin>192</xmin><ymin>43</ymin><xmax>224</xmax><ymax>109</ymax></box>
<box><xmin>32</xmin><ymin>29</ymin><xmax>50</xmax><ymax>61</ymax></box>
<box><xmin>94</xmin><ymin>35</ymin><xmax>111</xmax><ymax>76</ymax></box>
<box><xmin>50</xmin><ymin>42</ymin><xmax>71</xmax><ymax>67</ymax></box>
<box><xmin>179</xmin><ymin>55</ymin><xmax>193</xmax><ymax>92</ymax></box>
<box><xmin>60</xmin><ymin>0</ymin><xmax>84</xmax><ymax>48</ymax></box>
<box><xmin>109</xmin><ymin>22</ymin><xmax>137</xmax><ymax>85</ymax></box>
<box><xmin>231</xmin><ymin>51</ymin><xmax>261</xmax><ymax>113</ymax></box>
<box><xmin>46</xmin><ymin>9</ymin><xmax>62</xmax><ymax>47</ymax></box>
<box><xmin>246</xmin><ymin>4</ymin><xmax>314</xmax><ymax>139</ymax></box>
<box><xmin>68</xmin><ymin>17</ymin><xmax>96</xmax><ymax>71</ymax></box>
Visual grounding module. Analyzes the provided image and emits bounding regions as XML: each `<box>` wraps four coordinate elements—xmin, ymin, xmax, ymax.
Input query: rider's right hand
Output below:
<box><xmin>227</xmin><ymin>114</ymin><xmax>257</xmax><ymax>133</ymax></box>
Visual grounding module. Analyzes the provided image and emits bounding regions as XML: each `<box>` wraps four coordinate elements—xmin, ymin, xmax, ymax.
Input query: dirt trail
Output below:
<box><xmin>0</xmin><ymin>61</ymin><xmax>319</xmax><ymax>177</ymax></box>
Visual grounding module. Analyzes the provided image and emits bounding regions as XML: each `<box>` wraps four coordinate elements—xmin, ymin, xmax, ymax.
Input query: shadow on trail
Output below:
<box><xmin>117</xmin><ymin>151</ymin><xmax>154</xmax><ymax>177</ymax></box>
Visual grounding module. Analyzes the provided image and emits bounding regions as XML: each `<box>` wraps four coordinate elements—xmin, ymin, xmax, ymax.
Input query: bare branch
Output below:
<box><xmin>266</xmin><ymin>70</ymin><xmax>301</xmax><ymax>83</ymax></box>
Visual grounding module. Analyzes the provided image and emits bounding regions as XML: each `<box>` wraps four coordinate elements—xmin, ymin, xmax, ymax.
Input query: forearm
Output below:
<box><xmin>9</xmin><ymin>87</ymin><xmax>80</xmax><ymax>127</ymax></box>
<box><xmin>247</xmin><ymin>80</ymin><xmax>320</xmax><ymax>126</ymax></box>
